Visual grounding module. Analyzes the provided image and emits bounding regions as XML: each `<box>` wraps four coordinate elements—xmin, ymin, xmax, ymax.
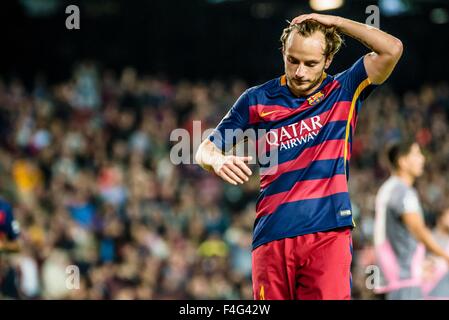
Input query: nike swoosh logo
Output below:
<box><xmin>260</xmin><ymin>110</ymin><xmax>278</xmax><ymax>117</ymax></box>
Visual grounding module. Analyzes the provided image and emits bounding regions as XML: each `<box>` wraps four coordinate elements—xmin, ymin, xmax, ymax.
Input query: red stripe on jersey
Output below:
<box><xmin>256</xmin><ymin>101</ymin><xmax>351</xmax><ymax>157</ymax></box>
<box><xmin>256</xmin><ymin>174</ymin><xmax>348</xmax><ymax>219</ymax></box>
<box><xmin>260</xmin><ymin>139</ymin><xmax>345</xmax><ymax>189</ymax></box>
<box><xmin>249</xmin><ymin>80</ymin><xmax>341</xmax><ymax>124</ymax></box>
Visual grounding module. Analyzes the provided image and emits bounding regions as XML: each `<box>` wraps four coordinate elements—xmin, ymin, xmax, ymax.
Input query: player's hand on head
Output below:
<box><xmin>290</xmin><ymin>13</ymin><xmax>340</xmax><ymax>28</ymax></box>
<box><xmin>213</xmin><ymin>155</ymin><xmax>253</xmax><ymax>185</ymax></box>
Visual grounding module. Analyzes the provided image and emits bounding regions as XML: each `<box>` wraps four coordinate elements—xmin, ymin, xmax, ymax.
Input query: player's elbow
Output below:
<box><xmin>389</xmin><ymin>38</ymin><xmax>403</xmax><ymax>61</ymax></box>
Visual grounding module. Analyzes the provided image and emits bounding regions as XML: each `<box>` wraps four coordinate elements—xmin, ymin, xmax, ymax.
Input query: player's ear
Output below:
<box><xmin>397</xmin><ymin>156</ymin><xmax>407</xmax><ymax>171</ymax></box>
<box><xmin>324</xmin><ymin>55</ymin><xmax>333</xmax><ymax>70</ymax></box>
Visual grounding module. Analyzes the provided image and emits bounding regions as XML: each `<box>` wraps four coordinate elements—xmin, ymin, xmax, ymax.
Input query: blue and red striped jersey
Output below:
<box><xmin>209</xmin><ymin>56</ymin><xmax>377</xmax><ymax>249</ymax></box>
<box><xmin>0</xmin><ymin>199</ymin><xmax>20</xmax><ymax>242</ymax></box>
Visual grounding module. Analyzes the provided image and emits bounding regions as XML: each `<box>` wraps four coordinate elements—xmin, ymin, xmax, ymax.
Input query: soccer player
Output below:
<box><xmin>196</xmin><ymin>13</ymin><xmax>403</xmax><ymax>300</ymax></box>
<box><xmin>0</xmin><ymin>197</ymin><xmax>20</xmax><ymax>253</ymax></box>
<box><xmin>0</xmin><ymin>197</ymin><xmax>20</xmax><ymax>298</ymax></box>
<box><xmin>374</xmin><ymin>141</ymin><xmax>449</xmax><ymax>300</ymax></box>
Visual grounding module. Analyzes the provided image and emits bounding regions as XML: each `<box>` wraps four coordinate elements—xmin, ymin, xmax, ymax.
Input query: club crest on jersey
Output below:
<box><xmin>307</xmin><ymin>91</ymin><xmax>324</xmax><ymax>106</ymax></box>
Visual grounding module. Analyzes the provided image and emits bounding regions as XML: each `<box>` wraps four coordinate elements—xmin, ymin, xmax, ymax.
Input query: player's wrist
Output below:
<box><xmin>211</xmin><ymin>153</ymin><xmax>228</xmax><ymax>174</ymax></box>
<box><xmin>333</xmin><ymin>16</ymin><xmax>344</xmax><ymax>29</ymax></box>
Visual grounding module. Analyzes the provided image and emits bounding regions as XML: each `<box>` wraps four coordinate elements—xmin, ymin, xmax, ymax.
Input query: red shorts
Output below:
<box><xmin>252</xmin><ymin>227</ymin><xmax>353</xmax><ymax>300</ymax></box>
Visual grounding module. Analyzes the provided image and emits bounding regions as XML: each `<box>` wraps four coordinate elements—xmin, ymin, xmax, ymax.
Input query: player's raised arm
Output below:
<box><xmin>291</xmin><ymin>13</ymin><xmax>403</xmax><ymax>85</ymax></box>
<box><xmin>195</xmin><ymin>139</ymin><xmax>252</xmax><ymax>186</ymax></box>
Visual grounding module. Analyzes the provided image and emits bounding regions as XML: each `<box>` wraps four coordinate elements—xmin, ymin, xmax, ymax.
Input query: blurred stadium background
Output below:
<box><xmin>0</xmin><ymin>0</ymin><xmax>448</xmax><ymax>299</ymax></box>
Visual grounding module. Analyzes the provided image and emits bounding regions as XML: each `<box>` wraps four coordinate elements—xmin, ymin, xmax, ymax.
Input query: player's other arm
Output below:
<box><xmin>291</xmin><ymin>14</ymin><xmax>403</xmax><ymax>85</ymax></box>
<box><xmin>195</xmin><ymin>139</ymin><xmax>252</xmax><ymax>186</ymax></box>
<box><xmin>196</xmin><ymin>90</ymin><xmax>254</xmax><ymax>185</ymax></box>
<box><xmin>402</xmin><ymin>213</ymin><xmax>449</xmax><ymax>264</ymax></box>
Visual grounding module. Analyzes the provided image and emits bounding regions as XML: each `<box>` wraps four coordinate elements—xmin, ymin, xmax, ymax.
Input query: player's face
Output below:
<box><xmin>283</xmin><ymin>31</ymin><xmax>331</xmax><ymax>97</ymax></box>
<box><xmin>401</xmin><ymin>143</ymin><xmax>425</xmax><ymax>178</ymax></box>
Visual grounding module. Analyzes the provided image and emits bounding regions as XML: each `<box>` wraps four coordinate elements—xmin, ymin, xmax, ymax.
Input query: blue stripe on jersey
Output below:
<box><xmin>253</xmin><ymin>97</ymin><xmax>355</xmax><ymax>132</ymax></box>
<box><xmin>260</xmin><ymin>121</ymin><xmax>352</xmax><ymax>169</ymax></box>
<box><xmin>253</xmin><ymin>193</ymin><xmax>353</xmax><ymax>249</ymax></box>
<box><xmin>259</xmin><ymin>158</ymin><xmax>346</xmax><ymax>198</ymax></box>
<box><xmin>247</xmin><ymin>75</ymin><xmax>336</xmax><ymax>111</ymax></box>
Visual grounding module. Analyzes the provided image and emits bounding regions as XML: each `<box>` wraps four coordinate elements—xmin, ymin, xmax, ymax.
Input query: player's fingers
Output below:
<box><xmin>238</xmin><ymin>156</ymin><xmax>253</xmax><ymax>163</ymax></box>
<box><xmin>232</xmin><ymin>163</ymin><xmax>250</xmax><ymax>182</ymax></box>
<box><xmin>226</xmin><ymin>163</ymin><xmax>248</xmax><ymax>183</ymax></box>
<box><xmin>235</xmin><ymin>158</ymin><xmax>252</xmax><ymax>176</ymax></box>
<box><xmin>296</xmin><ymin>14</ymin><xmax>312</xmax><ymax>24</ymax></box>
<box><xmin>291</xmin><ymin>15</ymin><xmax>307</xmax><ymax>24</ymax></box>
<box><xmin>217</xmin><ymin>171</ymin><xmax>238</xmax><ymax>185</ymax></box>
<box><xmin>222</xmin><ymin>166</ymin><xmax>245</xmax><ymax>184</ymax></box>
<box><xmin>290</xmin><ymin>16</ymin><xmax>299</xmax><ymax>24</ymax></box>
<box><xmin>291</xmin><ymin>17</ymin><xmax>300</xmax><ymax>25</ymax></box>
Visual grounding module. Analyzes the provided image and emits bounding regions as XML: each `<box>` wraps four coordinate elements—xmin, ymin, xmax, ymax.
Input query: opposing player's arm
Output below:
<box><xmin>195</xmin><ymin>139</ymin><xmax>252</xmax><ymax>186</ymax></box>
<box><xmin>402</xmin><ymin>213</ymin><xmax>449</xmax><ymax>263</ymax></box>
<box><xmin>291</xmin><ymin>13</ymin><xmax>403</xmax><ymax>85</ymax></box>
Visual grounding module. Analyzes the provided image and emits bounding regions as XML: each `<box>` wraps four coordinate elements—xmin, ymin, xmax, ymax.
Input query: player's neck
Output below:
<box><xmin>393</xmin><ymin>171</ymin><xmax>415</xmax><ymax>187</ymax></box>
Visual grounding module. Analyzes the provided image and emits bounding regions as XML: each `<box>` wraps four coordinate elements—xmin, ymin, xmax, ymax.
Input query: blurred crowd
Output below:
<box><xmin>0</xmin><ymin>61</ymin><xmax>448</xmax><ymax>299</ymax></box>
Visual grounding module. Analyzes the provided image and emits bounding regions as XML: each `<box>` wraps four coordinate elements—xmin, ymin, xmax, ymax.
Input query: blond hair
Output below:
<box><xmin>280</xmin><ymin>20</ymin><xmax>343</xmax><ymax>58</ymax></box>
